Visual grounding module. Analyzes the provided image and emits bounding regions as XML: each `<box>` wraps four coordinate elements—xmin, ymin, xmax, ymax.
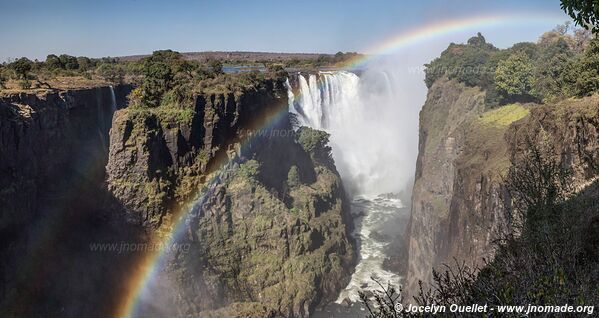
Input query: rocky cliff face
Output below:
<box><xmin>106</xmin><ymin>79</ymin><xmax>355</xmax><ymax>317</ymax></box>
<box><xmin>406</xmin><ymin>77</ymin><xmax>599</xmax><ymax>297</ymax></box>
<box><xmin>0</xmin><ymin>85</ymin><xmax>140</xmax><ymax>317</ymax></box>
<box><xmin>0</xmin><ymin>86</ymin><xmax>129</xmax><ymax>231</ymax></box>
<box><xmin>1</xmin><ymin>78</ymin><xmax>353</xmax><ymax>317</ymax></box>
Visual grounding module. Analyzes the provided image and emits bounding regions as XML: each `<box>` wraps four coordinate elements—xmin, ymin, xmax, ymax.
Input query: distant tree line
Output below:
<box><xmin>0</xmin><ymin>50</ymin><xmax>359</xmax><ymax>91</ymax></box>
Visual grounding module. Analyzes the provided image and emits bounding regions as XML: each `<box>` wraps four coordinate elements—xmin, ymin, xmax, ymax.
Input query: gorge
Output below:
<box><xmin>1</xmin><ymin>26</ymin><xmax>598</xmax><ymax>318</ymax></box>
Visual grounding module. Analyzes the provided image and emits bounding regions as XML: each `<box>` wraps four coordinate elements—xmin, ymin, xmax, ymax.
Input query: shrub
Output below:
<box><xmin>296</xmin><ymin>127</ymin><xmax>330</xmax><ymax>154</ymax></box>
<box><xmin>19</xmin><ymin>79</ymin><xmax>31</xmax><ymax>89</ymax></box>
<box><xmin>237</xmin><ymin>160</ymin><xmax>260</xmax><ymax>180</ymax></box>
<box><xmin>96</xmin><ymin>63</ymin><xmax>125</xmax><ymax>84</ymax></box>
<box><xmin>287</xmin><ymin>165</ymin><xmax>300</xmax><ymax>188</ymax></box>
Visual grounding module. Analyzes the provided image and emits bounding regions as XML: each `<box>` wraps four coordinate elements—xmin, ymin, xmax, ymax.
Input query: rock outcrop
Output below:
<box><xmin>1</xmin><ymin>77</ymin><xmax>354</xmax><ymax>317</ymax></box>
<box><xmin>106</xmin><ymin>78</ymin><xmax>355</xmax><ymax>317</ymax></box>
<box><xmin>405</xmin><ymin>77</ymin><xmax>599</xmax><ymax>297</ymax></box>
<box><xmin>0</xmin><ymin>85</ymin><xmax>139</xmax><ymax>317</ymax></box>
<box><xmin>0</xmin><ymin>86</ymin><xmax>129</xmax><ymax>231</ymax></box>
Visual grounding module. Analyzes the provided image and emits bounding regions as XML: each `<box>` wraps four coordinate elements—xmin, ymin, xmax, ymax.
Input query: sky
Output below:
<box><xmin>0</xmin><ymin>0</ymin><xmax>571</xmax><ymax>62</ymax></box>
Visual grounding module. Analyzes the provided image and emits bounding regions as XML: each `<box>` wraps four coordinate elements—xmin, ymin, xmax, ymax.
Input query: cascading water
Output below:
<box><xmin>109</xmin><ymin>85</ymin><xmax>117</xmax><ymax>113</ymax></box>
<box><xmin>287</xmin><ymin>71</ymin><xmax>413</xmax><ymax>311</ymax></box>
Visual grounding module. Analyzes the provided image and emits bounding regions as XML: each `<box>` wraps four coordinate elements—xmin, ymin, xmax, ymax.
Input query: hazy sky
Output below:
<box><xmin>0</xmin><ymin>0</ymin><xmax>570</xmax><ymax>62</ymax></box>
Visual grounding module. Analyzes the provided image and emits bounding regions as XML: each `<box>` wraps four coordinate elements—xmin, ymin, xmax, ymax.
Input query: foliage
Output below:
<box><xmin>494</xmin><ymin>51</ymin><xmax>536</xmax><ymax>103</ymax></box>
<box><xmin>287</xmin><ymin>165</ymin><xmax>300</xmax><ymax>188</ymax></box>
<box><xmin>568</xmin><ymin>37</ymin><xmax>599</xmax><ymax>97</ymax></box>
<box><xmin>266</xmin><ymin>63</ymin><xmax>287</xmax><ymax>78</ymax></box>
<box><xmin>207</xmin><ymin>58</ymin><xmax>224</xmax><ymax>75</ymax></box>
<box><xmin>359</xmin><ymin>278</ymin><xmax>402</xmax><ymax>318</ymax></box>
<box><xmin>424</xmin><ymin>33</ymin><xmax>498</xmax><ymax>89</ymax></box>
<box><xmin>237</xmin><ymin>160</ymin><xmax>260</xmax><ymax>180</ymax></box>
<box><xmin>426</xmin><ymin>26</ymin><xmax>598</xmax><ymax>107</ymax></box>
<box><xmin>59</xmin><ymin>54</ymin><xmax>79</xmax><ymax>70</ymax></box>
<box><xmin>296</xmin><ymin>127</ymin><xmax>330</xmax><ymax>154</ymax></box>
<box><xmin>560</xmin><ymin>0</ymin><xmax>599</xmax><ymax>32</ymax></box>
<box><xmin>0</xmin><ymin>68</ymin><xmax>5</xmax><ymax>89</ymax></box>
<box><xmin>96</xmin><ymin>63</ymin><xmax>125</xmax><ymax>84</ymax></box>
<box><xmin>45</xmin><ymin>54</ymin><xmax>63</xmax><ymax>70</ymax></box>
<box><xmin>18</xmin><ymin>79</ymin><xmax>31</xmax><ymax>89</ymax></box>
<box><xmin>11</xmin><ymin>57</ymin><xmax>33</xmax><ymax>80</ymax></box>
<box><xmin>533</xmin><ymin>38</ymin><xmax>575</xmax><ymax>102</ymax></box>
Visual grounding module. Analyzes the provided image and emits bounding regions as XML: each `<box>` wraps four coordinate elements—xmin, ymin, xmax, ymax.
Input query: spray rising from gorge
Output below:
<box><xmin>286</xmin><ymin>69</ymin><xmax>416</xmax><ymax>304</ymax></box>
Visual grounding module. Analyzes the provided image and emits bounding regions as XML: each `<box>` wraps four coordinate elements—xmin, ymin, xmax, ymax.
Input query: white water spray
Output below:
<box><xmin>287</xmin><ymin>69</ymin><xmax>418</xmax><ymax>304</ymax></box>
<box><xmin>288</xmin><ymin>71</ymin><xmax>413</xmax><ymax>196</ymax></box>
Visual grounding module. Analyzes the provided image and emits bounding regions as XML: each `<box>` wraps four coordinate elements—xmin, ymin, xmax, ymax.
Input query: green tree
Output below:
<box><xmin>45</xmin><ymin>54</ymin><xmax>63</xmax><ymax>70</ymax></box>
<box><xmin>11</xmin><ymin>57</ymin><xmax>33</xmax><ymax>80</ymax></box>
<box><xmin>58</xmin><ymin>54</ymin><xmax>79</xmax><ymax>70</ymax></box>
<box><xmin>77</xmin><ymin>56</ymin><xmax>92</xmax><ymax>71</ymax></box>
<box><xmin>560</xmin><ymin>0</ymin><xmax>599</xmax><ymax>32</ymax></box>
<box><xmin>569</xmin><ymin>37</ymin><xmax>599</xmax><ymax>96</ymax></box>
<box><xmin>141</xmin><ymin>60</ymin><xmax>173</xmax><ymax>107</ymax></box>
<box><xmin>494</xmin><ymin>51</ymin><xmax>536</xmax><ymax>103</ymax></box>
<box><xmin>534</xmin><ymin>38</ymin><xmax>574</xmax><ymax>102</ymax></box>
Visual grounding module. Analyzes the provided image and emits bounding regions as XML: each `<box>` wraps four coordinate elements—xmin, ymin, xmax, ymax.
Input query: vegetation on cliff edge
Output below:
<box><xmin>425</xmin><ymin>25</ymin><xmax>597</xmax><ymax>107</ymax></box>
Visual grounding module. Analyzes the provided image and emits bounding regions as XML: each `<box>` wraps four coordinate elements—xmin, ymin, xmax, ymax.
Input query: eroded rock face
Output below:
<box><xmin>405</xmin><ymin>77</ymin><xmax>599</xmax><ymax>298</ymax></box>
<box><xmin>0</xmin><ymin>87</ymin><xmax>123</xmax><ymax>230</ymax></box>
<box><xmin>0</xmin><ymin>85</ymin><xmax>139</xmax><ymax>318</ymax></box>
<box><xmin>106</xmin><ymin>79</ymin><xmax>355</xmax><ymax>317</ymax></box>
<box><xmin>405</xmin><ymin>78</ymin><xmax>489</xmax><ymax>295</ymax></box>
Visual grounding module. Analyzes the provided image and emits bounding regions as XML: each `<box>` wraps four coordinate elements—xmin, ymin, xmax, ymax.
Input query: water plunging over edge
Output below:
<box><xmin>286</xmin><ymin>71</ymin><xmax>407</xmax><ymax>306</ymax></box>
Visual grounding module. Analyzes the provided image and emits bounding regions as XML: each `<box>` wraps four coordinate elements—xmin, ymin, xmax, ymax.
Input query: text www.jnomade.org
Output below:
<box><xmin>397</xmin><ymin>303</ymin><xmax>594</xmax><ymax>315</ymax></box>
<box><xmin>89</xmin><ymin>242</ymin><xmax>190</xmax><ymax>254</ymax></box>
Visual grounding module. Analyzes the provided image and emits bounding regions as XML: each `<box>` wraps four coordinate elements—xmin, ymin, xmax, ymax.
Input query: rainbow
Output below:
<box><xmin>117</xmin><ymin>12</ymin><xmax>565</xmax><ymax>318</ymax></box>
<box><xmin>340</xmin><ymin>13</ymin><xmax>566</xmax><ymax>70</ymax></box>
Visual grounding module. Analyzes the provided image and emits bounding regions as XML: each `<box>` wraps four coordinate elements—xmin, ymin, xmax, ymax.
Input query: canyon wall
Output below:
<box><xmin>107</xmin><ymin>78</ymin><xmax>355</xmax><ymax>317</ymax></box>
<box><xmin>406</xmin><ymin>77</ymin><xmax>599</xmax><ymax>297</ymax></box>
<box><xmin>0</xmin><ymin>77</ymin><xmax>355</xmax><ymax>317</ymax></box>
<box><xmin>0</xmin><ymin>85</ymin><xmax>139</xmax><ymax>317</ymax></box>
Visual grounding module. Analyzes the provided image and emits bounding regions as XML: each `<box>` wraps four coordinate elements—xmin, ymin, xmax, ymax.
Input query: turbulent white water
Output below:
<box><xmin>287</xmin><ymin>71</ymin><xmax>412</xmax><ymax>304</ymax></box>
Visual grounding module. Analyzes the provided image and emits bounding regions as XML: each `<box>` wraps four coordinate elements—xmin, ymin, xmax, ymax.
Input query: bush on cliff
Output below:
<box><xmin>424</xmin><ymin>33</ymin><xmax>498</xmax><ymax>89</ymax></box>
<box><xmin>425</xmin><ymin>26</ymin><xmax>598</xmax><ymax>108</ymax></box>
<box><xmin>297</xmin><ymin>127</ymin><xmax>331</xmax><ymax>155</ymax></box>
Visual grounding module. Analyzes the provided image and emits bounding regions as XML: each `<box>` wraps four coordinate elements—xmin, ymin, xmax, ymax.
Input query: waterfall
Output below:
<box><xmin>288</xmin><ymin>71</ymin><xmax>411</xmax><ymax>306</ymax></box>
<box><xmin>109</xmin><ymin>85</ymin><xmax>117</xmax><ymax>113</ymax></box>
<box><xmin>288</xmin><ymin>71</ymin><xmax>406</xmax><ymax>196</ymax></box>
